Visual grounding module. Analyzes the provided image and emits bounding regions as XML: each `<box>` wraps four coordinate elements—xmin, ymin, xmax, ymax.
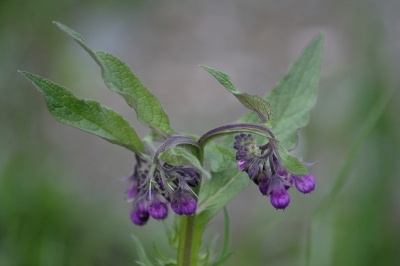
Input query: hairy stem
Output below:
<box><xmin>198</xmin><ymin>123</ymin><xmax>275</xmax><ymax>147</ymax></box>
<box><xmin>176</xmin><ymin>148</ymin><xmax>203</xmax><ymax>266</ymax></box>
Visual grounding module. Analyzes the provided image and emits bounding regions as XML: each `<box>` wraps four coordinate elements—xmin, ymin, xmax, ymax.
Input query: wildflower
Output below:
<box><xmin>292</xmin><ymin>174</ymin><xmax>315</xmax><ymax>194</ymax></box>
<box><xmin>148</xmin><ymin>197</ymin><xmax>168</xmax><ymax>220</ymax></box>
<box><xmin>125</xmin><ymin>153</ymin><xmax>200</xmax><ymax>225</ymax></box>
<box><xmin>170</xmin><ymin>188</ymin><xmax>197</xmax><ymax>215</ymax></box>
<box><xmin>267</xmin><ymin>174</ymin><xmax>292</xmax><ymax>209</ymax></box>
<box><xmin>233</xmin><ymin>133</ymin><xmax>315</xmax><ymax>210</ymax></box>
<box><xmin>130</xmin><ymin>201</ymin><xmax>149</xmax><ymax>226</ymax></box>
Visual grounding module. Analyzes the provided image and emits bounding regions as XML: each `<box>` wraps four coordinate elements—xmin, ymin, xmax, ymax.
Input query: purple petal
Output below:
<box><xmin>237</xmin><ymin>160</ymin><xmax>248</xmax><ymax>171</ymax></box>
<box><xmin>171</xmin><ymin>202</ymin><xmax>183</xmax><ymax>215</ymax></box>
<box><xmin>258</xmin><ymin>174</ymin><xmax>269</xmax><ymax>195</ymax></box>
<box><xmin>181</xmin><ymin>196</ymin><xmax>197</xmax><ymax>215</ymax></box>
<box><xmin>126</xmin><ymin>185</ymin><xmax>137</xmax><ymax>201</ymax></box>
<box><xmin>293</xmin><ymin>174</ymin><xmax>315</xmax><ymax>194</ymax></box>
<box><xmin>270</xmin><ymin>188</ymin><xmax>290</xmax><ymax>210</ymax></box>
<box><xmin>148</xmin><ymin>200</ymin><xmax>168</xmax><ymax>220</ymax></box>
<box><xmin>130</xmin><ymin>208</ymin><xmax>149</xmax><ymax>226</ymax></box>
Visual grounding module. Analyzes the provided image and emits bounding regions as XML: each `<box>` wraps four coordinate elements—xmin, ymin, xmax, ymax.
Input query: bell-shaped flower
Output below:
<box><xmin>293</xmin><ymin>174</ymin><xmax>315</xmax><ymax>194</ymax></box>
<box><xmin>170</xmin><ymin>188</ymin><xmax>197</xmax><ymax>215</ymax></box>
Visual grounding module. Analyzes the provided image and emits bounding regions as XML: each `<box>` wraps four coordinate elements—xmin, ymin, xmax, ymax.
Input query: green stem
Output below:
<box><xmin>176</xmin><ymin>148</ymin><xmax>204</xmax><ymax>266</ymax></box>
<box><xmin>177</xmin><ymin>215</ymin><xmax>194</xmax><ymax>265</ymax></box>
<box><xmin>177</xmin><ymin>187</ymin><xmax>202</xmax><ymax>266</ymax></box>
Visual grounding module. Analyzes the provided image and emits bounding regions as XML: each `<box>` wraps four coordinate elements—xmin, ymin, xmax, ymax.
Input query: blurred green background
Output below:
<box><xmin>1</xmin><ymin>0</ymin><xmax>399</xmax><ymax>265</ymax></box>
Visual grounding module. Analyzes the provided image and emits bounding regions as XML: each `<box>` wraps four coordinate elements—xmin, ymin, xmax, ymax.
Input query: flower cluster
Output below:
<box><xmin>125</xmin><ymin>155</ymin><xmax>200</xmax><ymax>226</ymax></box>
<box><xmin>233</xmin><ymin>133</ymin><xmax>315</xmax><ymax>210</ymax></box>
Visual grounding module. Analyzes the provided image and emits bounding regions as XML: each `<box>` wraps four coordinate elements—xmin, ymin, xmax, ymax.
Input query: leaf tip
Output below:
<box><xmin>312</xmin><ymin>32</ymin><xmax>325</xmax><ymax>46</ymax></box>
<box><xmin>200</xmin><ymin>65</ymin><xmax>211</xmax><ymax>71</ymax></box>
<box><xmin>52</xmin><ymin>21</ymin><xmax>64</xmax><ymax>29</ymax></box>
<box><xmin>18</xmin><ymin>70</ymin><xmax>30</xmax><ymax>78</ymax></box>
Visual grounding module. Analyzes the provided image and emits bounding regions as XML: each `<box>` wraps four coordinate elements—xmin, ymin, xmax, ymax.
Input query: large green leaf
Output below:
<box><xmin>204</xmin><ymin>142</ymin><xmax>237</xmax><ymax>172</ymax></box>
<box><xmin>21</xmin><ymin>71</ymin><xmax>147</xmax><ymax>154</ymax></box>
<box><xmin>54</xmin><ymin>22</ymin><xmax>176</xmax><ymax>139</ymax></box>
<box><xmin>241</xmin><ymin>34</ymin><xmax>324</xmax><ymax>150</ymax></box>
<box><xmin>201</xmin><ymin>65</ymin><xmax>274</xmax><ymax>124</ymax></box>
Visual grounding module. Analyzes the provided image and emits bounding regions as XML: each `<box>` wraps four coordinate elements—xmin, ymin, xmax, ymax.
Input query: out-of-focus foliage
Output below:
<box><xmin>0</xmin><ymin>153</ymin><xmax>138</xmax><ymax>265</ymax></box>
<box><xmin>1</xmin><ymin>0</ymin><xmax>400</xmax><ymax>265</ymax></box>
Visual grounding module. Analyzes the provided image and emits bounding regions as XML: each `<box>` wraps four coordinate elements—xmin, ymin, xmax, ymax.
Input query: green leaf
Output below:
<box><xmin>278</xmin><ymin>144</ymin><xmax>308</xmax><ymax>176</ymax></box>
<box><xmin>241</xmin><ymin>34</ymin><xmax>324</xmax><ymax>150</ymax></box>
<box><xmin>159</xmin><ymin>147</ymin><xmax>210</xmax><ymax>178</ymax></box>
<box><xmin>201</xmin><ymin>65</ymin><xmax>274</xmax><ymax>124</ymax></box>
<box><xmin>131</xmin><ymin>235</ymin><xmax>155</xmax><ymax>266</ymax></box>
<box><xmin>204</xmin><ymin>142</ymin><xmax>237</xmax><ymax>172</ymax></box>
<box><xmin>209</xmin><ymin>234</ymin><xmax>220</xmax><ymax>255</ymax></box>
<box><xmin>54</xmin><ymin>21</ymin><xmax>176</xmax><ymax>139</ymax></box>
<box><xmin>212</xmin><ymin>252</ymin><xmax>236</xmax><ymax>266</ymax></box>
<box><xmin>217</xmin><ymin>207</ymin><xmax>232</xmax><ymax>263</ymax></box>
<box><xmin>21</xmin><ymin>71</ymin><xmax>147</xmax><ymax>155</ymax></box>
<box><xmin>198</xmin><ymin>248</ymin><xmax>211</xmax><ymax>266</ymax></box>
<box><xmin>153</xmin><ymin>242</ymin><xmax>177</xmax><ymax>266</ymax></box>
<box><xmin>196</xmin><ymin>169</ymin><xmax>251</xmax><ymax>231</ymax></box>
<box><xmin>164</xmin><ymin>219</ymin><xmax>179</xmax><ymax>250</ymax></box>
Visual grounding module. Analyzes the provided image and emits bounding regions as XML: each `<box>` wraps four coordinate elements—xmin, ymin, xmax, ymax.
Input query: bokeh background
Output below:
<box><xmin>1</xmin><ymin>0</ymin><xmax>400</xmax><ymax>265</ymax></box>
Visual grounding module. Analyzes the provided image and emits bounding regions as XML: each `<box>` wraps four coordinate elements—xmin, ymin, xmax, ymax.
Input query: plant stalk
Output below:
<box><xmin>176</xmin><ymin>147</ymin><xmax>204</xmax><ymax>266</ymax></box>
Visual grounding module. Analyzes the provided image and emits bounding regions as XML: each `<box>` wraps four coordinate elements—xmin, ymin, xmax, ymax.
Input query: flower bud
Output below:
<box><xmin>148</xmin><ymin>199</ymin><xmax>168</xmax><ymax>220</ymax></box>
<box><xmin>170</xmin><ymin>189</ymin><xmax>197</xmax><ymax>215</ymax></box>
<box><xmin>270</xmin><ymin>187</ymin><xmax>290</xmax><ymax>210</ymax></box>
<box><xmin>180</xmin><ymin>196</ymin><xmax>197</xmax><ymax>215</ymax></box>
<box><xmin>258</xmin><ymin>173</ymin><xmax>269</xmax><ymax>195</ymax></box>
<box><xmin>293</xmin><ymin>174</ymin><xmax>315</xmax><ymax>194</ymax></box>
<box><xmin>130</xmin><ymin>202</ymin><xmax>149</xmax><ymax>226</ymax></box>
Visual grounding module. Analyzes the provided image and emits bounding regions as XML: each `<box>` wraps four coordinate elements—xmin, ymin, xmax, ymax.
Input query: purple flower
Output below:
<box><xmin>258</xmin><ymin>172</ymin><xmax>269</xmax><ymax>195</ymax></box>
<box><xmin>293</xmin><ymin>174</ymin><xmax>315</xmax><ymax>194</ymax></box>
<box><xmin>232</xmin><ymin>133</ymin><xmax>316</xmax><ymax>210</ymax></box>
<box><xmin>125</xmin><ymin>175</ymin><xmax>138</xmax><ymax>202</ymax></box>
<box><xmin>148</xmin><ymin>198</ymin><xmax>168</xmax><ymax>220</ymax></box>
<box><xmin>237</xmin><ymin>160</ymin><xmax>249</xmax><ymax>171</ymax></box>
<box><xmin>170</xmin><ymin>189</ymin><xmax>197</xmax><ymax>215</ymax></box>
<box><xmin>270</xmin><ymin>187</ymin><xmax>291</xmax><ymax>210</ymax></box>
<box><xmin>130</xmin><ymin>201</ymin><xmax>149</xmax><ymax>226</ymax></box>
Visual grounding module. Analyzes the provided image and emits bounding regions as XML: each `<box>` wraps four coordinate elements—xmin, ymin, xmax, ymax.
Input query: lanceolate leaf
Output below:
<box><xmin>201</xmin><ymin>65</ymin><xmax>274</xmax><ymax>124</ymax></box>
<box><xmin>278</xmin><ymin>144</ymin><xmax>308</xmax><ymax>176</ymax></box>
<box><xmin>54</xmin><ymin>21</ymin><xmax>176</xmax><ymax>139</ymax></box>
<box><xmin>241</xmin><ymin>34</ymin><xmax>324</xmax><ymax>150</ymax></box>
<box><xmin>21</xmin><ymin>72</ymin><xmax>147</xmax><ymax>155</ymax></box>
<box><xmin>213</xmin><ymin>252</ymin><xmax>236</xmax><ymax>266</ymax></box>
<box><xmin>131</xmin><ymin>235</ymin><xmax>155</xmax><ymax>266</ymax></box>
<box><xmin>217</xmin><ymin>207</ymin><xmax>232</xmax><ymax>263</ymax></box>
<box><xmin>196</xmin><ymin>169</ymin><xmax>251</xmax><ymax>231</ymax></box>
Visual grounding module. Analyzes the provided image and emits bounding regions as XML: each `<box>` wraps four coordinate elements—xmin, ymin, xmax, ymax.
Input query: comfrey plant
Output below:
<box><xmin>20</xmin><ymin>22</ymin><xmax>323</xmax><ymax>266</ymax></box>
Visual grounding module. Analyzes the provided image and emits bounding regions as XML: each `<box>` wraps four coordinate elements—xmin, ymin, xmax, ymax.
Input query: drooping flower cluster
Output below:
<box><xmin>125</xmin><ymin>155</ymin><xmax>200</xmax><ymax>226</ymax></box>
<box><xmin>233</xmin><ymin>133</ymin><xmax>315</xmax><ymax>210</ymax></box>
